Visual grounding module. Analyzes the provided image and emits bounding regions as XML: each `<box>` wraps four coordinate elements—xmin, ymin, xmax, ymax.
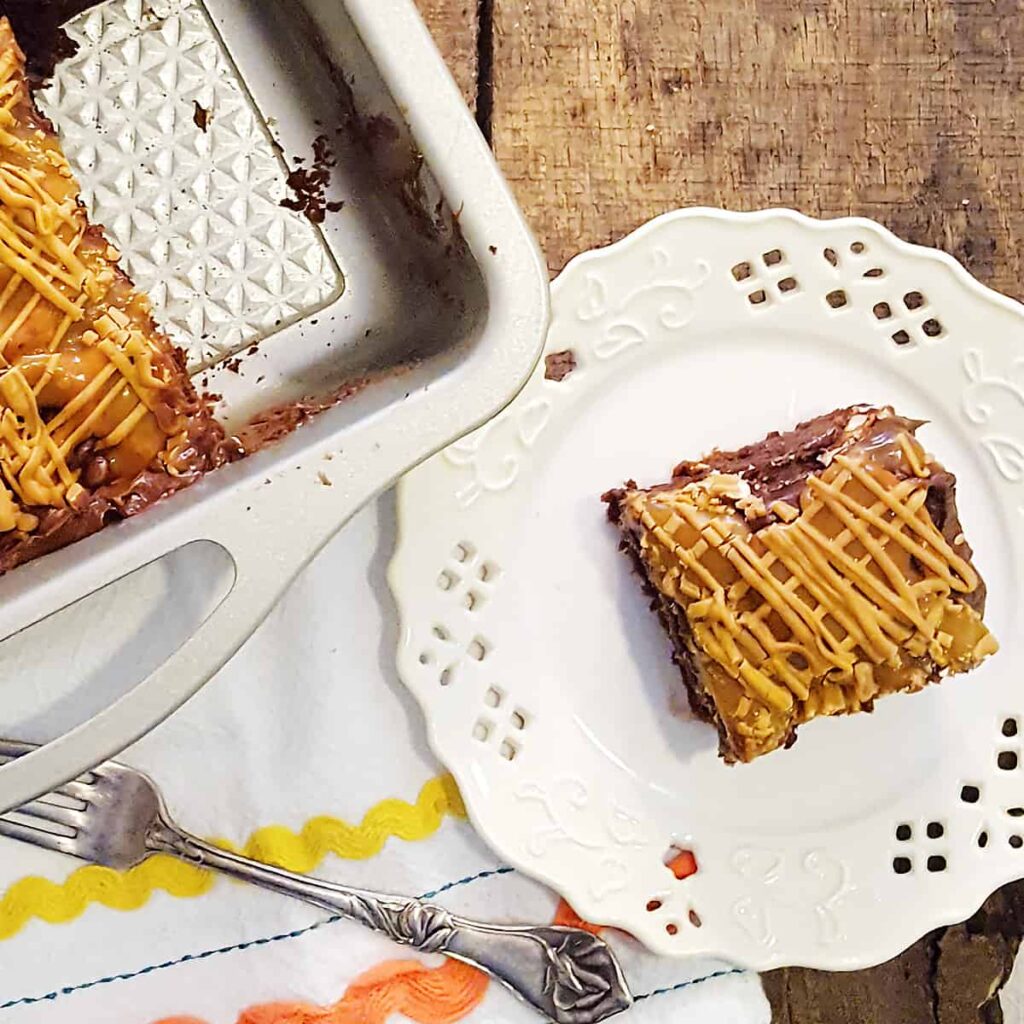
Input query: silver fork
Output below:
<box><xmin>0</xmin><ymin>741</ymin><xmax>631</xmax><ymax>1023</ymax></box>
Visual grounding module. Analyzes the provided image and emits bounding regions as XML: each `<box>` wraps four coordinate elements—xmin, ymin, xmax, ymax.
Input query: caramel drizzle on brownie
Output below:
<box><xmin>0</xmin><ymin>20</ymin><xmax>196</xmax><ymax>534</ymax></box>
<box><xmin>626</xmin><ymin>435</ymin><xmax>997</xmax><ymax>718</ymax></box>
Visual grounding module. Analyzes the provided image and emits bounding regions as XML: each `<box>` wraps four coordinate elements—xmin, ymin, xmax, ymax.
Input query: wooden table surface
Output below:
<box><xmin>416</xmin><ymin>2</ymin><xmax>1024</xmax><ymax>1021</ymax></box>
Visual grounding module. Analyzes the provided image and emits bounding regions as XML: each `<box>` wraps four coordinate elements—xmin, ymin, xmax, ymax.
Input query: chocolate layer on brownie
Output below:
<box><xmin>0</xmin><ymin>2</ymin><xmax>100</xmax><ymax>86</ymax></box>
<box><xmin>604</xmin><ymin>405</ymin><xmax>997</xmax><ymax>763</ymax></box>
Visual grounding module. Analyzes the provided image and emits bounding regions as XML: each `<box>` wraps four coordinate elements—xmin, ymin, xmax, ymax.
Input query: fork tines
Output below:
<box><xmin>0</xmin><ymin>738</ymin><xmax>95</xmax><ymax>855</ymax></box>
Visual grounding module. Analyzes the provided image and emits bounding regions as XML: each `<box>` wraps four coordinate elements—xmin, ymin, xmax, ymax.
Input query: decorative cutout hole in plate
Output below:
<box><xmin>748</xmin><ymin>289</ymin><xmax>768</xmax><ymax>306</ymax></box>
<box><xmin>463</xmin><ymin>590</ymin><xmax>483</xmax><ymax>611</ymax></box>
<box><xmin>921</xmin><ymin>318</ymin><xmax>943</xmax><ymax>338</ymax></box>
<box><xmin>731</xmin><ymin>261</ymin><xmax>752</xmax><ymax>281</ymax></box>
<box><xmin>479</xmin><ymin>562</ymin><xmax>501</xmax><ymax>583</ymax></box>
<box><xmin>896</xmin><ymin>823</ymin><xmax>912</xmax><ymax>841</ymax></box>
<box><xmin>893</xmin><ymin>856</ymin><xmax>912</xmax><ymax>874</ymax></box>
<box><xmin>762</xmin><ymin>249</ymin><xmax>784</xmax><ymax>266</ymax></box>
<box><xmin>688</xmin><ymin>909</ymin><xmax>703</xmax><ymax>928</ymax></box>
<box><xmin>418</xmin><ymin>651</ymin><xmax>433</xmax><ymax>665</ymax></box>
<box><xmin>891</xmin><ymin>329</ymin><xmax>912</xmax><ymax>346</ymax></box>
<box><xmin>437</xmin><ymin>571</ymin><xmax>457</xmax><ymax>592</ymax></box>
<box><xmin>927</xmin><ymin>855</ymin><xmax>947</xmax><ymax>872</ymax></box>
<box><xmin>979</xmin><ymin>831</ymin><xmax>989</xmax><ymax>848</ymax></box>
<box><xmin>850</xmin><ymin>241</ymin><xmax>866</xmax><ymax>254</ymax></box>
<box><xmin>778</xmin><ymin>276</ymin><xmax>798</xmax><ymax>294</ymax></box>
<box><xmin>510</xmin><ymin>710</ymin><xmax>527</xmax><ymax>731</ymax></box>
<box><xmin>1009</xmin><ymin>807</ymin><xmax>1024</xmax><ymax>818</ymax></box>
<box><xmin>961</xmin><ymin>784</ymin><xmax>981</xmax><ymax>803</ymax></box>
<box><xmin>927</xmin><ymin>822</ymin><xmax>944</xmax><ymax>839</ymax></box>
<box><xmin>665</xmin><ymin>922</ymin><xmax>679</xmax><ymax>936</ymax></box>
<box><xmin>663</xmin><ymin>846</ymin><xmax>698</xmax><ymax>880</ymax></box>
<box><xmin>467</xmin><ymin>638</ymin><xmax>488</xmax><ymax>662</ymax></box>
<box><xmin>432</xmin><ymin>625</ymin><xmax>450</xmax><ymax>642</ymax></box>
<box><xmin>863</xmin><ymin>267</ymin><xmax>884</xmax><ymax>278</ymax></box>
<box><xmin>484</xmin><ymin>686</ymin><xmax>504</xmax><ymax>708</ymax></box>
<box><xmin>1003</xmin><ymin>718</ymin><xmax>1019</xmax><ymax>738</ymax></box>
<box><xmin>823</xmin><ymin>247</ymin><xmax>838</xmax><ymax>267</ymax></box>
<box><xmin>1011</xmin><ymin>835</ymin><xmax>1024</xmax><ymax>849</ymax></box>
<box><xmin>453</xmin><ymin>542</ymin><xmax>475</xmax><ymax>564</ymax></box>
<box><xmin>903</xmin><ymin>290</ymin><xmax>925</xmax><ymax>310</ymax></box>
<box><xmin>499</xmin><ymin>739</ymin><xmax>518</xmax><ymax>761</ymax></box>
<box><xmin>439</xmin><ymin>667</ymin><xmax>454</xmax><ymax>687</ymax></box>
<box><xmin>826</xmin><ymin>289</ymin><xmax>848</xmax><ymax>309</ymax></box>
<box><xmin>646</xmin><ymin>899</ymin><xmax>662</xmax><ymax>912</ymax></box>
<box><xmin>473</xmin><ymin>719</ymin><xmax>492</xmax><ymax>742</ymax></box>
<box><xmin>998</xmin><ymin>750</ymin><xmax>1018</xmax><ymax>771</ymax></box>
<box><xmin>873</xmin><ymin>302</ymin><xmax>892</xmax><ymax>320</ymax></box>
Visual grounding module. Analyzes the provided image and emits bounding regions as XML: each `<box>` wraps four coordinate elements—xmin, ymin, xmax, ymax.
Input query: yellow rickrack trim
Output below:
<box><xmin>0</xmin><ymin>774</ymin><xmax>466</xmax><ymax>941</ymax></box>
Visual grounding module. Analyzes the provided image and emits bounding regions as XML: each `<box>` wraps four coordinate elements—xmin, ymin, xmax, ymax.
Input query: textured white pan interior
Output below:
<box><xmin>38</xmin><ymin>0</ymin><xmax>342</xmax><ymax>370</ymax></box>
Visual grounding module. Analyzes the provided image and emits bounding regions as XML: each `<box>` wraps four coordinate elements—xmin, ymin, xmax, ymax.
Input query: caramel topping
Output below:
<box><xmin>0</xmin><ymin>19</ymin><xmax>194</xmax><ymax>534</ymax></box>
<box><xmin>623</xmin><ymin>427</ymin><xmax>997</xmax><ymax>756</ymax></box>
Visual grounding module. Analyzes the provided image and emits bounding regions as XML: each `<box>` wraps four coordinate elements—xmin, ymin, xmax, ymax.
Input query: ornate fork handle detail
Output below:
<box><xmin>150</xmin><ymin>821</ymin><xmax>632</xmax><ymax>1023</ymax></box>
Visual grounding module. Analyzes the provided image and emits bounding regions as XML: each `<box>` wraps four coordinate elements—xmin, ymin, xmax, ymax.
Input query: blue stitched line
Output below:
<box><xmin>1</xmin><ymin>863</ymin><xmax>746</xmax><ymax>1013</ymax></box>
<box><xmin>636</xmin><ymin>967</ymin><xmax>746</xmax><ymax>1000</ymax></box>
<box><xmin>421</xmin><ymin>865</ymin><xmax>513</xmax><ymax>898</ymax></box>
<box><xmin>0</xmin><ymin>865</ymin><xmax>512</xmax><ymax>1011</ymax></box>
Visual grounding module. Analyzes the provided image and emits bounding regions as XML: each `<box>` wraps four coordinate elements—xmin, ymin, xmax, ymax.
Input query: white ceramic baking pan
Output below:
<box><xmin>0</xmin><ymin>0</ymin><xmax>549</xmax><ymax>811</ymax></box>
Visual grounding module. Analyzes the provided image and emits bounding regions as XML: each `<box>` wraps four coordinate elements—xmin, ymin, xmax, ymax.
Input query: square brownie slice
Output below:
<box><xmin>604</xmin><ymin>406</ymin><xmax>997</xmax><ymax>763</ymax></box>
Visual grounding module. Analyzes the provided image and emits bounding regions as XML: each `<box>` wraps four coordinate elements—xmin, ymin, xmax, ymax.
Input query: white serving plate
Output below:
<box><xmin>0</xmin><ymin>0</ymin><xmax>548</xmax><ymax>811</ymax></box>
<box><xmin>390</xmin><ymin>208</ymin><xmax>1024</xmax><ymax>969</ymax></box>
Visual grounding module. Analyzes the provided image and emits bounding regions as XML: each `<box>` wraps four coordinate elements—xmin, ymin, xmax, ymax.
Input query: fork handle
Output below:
<box><xmin>150</xmin><ymin>823</ymin><xmax>631</xmax><ymax>1024</ymax></box>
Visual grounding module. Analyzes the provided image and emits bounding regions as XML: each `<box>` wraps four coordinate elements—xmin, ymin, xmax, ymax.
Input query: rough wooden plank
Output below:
<box><xmin>414</xmin><ymin>0</ymin><xmax>479</xmax><ymax>108</ymax></box>
<box><xmin>765</xmin><ymin>882</ymin><xmax>1024</xmax><ymax>1023</ymax></box>
<box><xmin>489</xmin><ymin>0</ymin><xmax>1024</xmax><ymax>294</ymax></box>
<box><xmin>762</xmin><ymin>942</ymin><xmax>935</xmax><ymax>1024</ymax></box>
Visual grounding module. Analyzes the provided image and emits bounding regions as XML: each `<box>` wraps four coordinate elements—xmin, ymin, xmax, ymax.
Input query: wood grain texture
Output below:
<box><xmin>415</xmin><ymin>0</ymin><xmax>479</xmax><ymax>107</ymax></box>
<box><xmin>489</xmin><ymin>0</ymin><xmax>1024</xmax><ymax>292</ymax></box>
<box><xmin>763</xmin><ymin>883</ymin><xmax>1024</xmax><ymax>1023</ymax></box>
<box><xmin>762</xmin><ymin>943</ymin><xmax>936</xmax><ymax>1024</ymax></box>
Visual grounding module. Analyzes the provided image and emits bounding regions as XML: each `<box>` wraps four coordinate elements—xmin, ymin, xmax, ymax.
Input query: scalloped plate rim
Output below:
<box><xmin>389</xmin><ymin>206</ymin><xmax>1024</xmax><ymax>970</ymax></box>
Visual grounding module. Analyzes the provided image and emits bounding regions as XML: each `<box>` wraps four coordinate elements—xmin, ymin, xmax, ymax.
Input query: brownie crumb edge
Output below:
<box><xmin>544</xmin><ymin>349</ymin><xmax>577</xmax><ymax>382</ymax></box>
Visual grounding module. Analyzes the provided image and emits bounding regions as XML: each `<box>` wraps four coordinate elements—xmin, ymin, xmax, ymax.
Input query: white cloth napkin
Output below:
<box><xmin>0</xmin><ymin>493</ymin><xmax>769</xmax><ymax>1024</ymax></box>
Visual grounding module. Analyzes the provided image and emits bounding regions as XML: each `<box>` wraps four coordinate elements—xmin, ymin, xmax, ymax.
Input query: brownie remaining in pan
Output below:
<box><xmin>0</xmin><ymin>18</ymin><xmax>227</xmax><ymax>573</ymax></box>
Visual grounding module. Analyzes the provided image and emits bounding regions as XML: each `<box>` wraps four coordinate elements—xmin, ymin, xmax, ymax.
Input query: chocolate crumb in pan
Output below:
<box><xmin>281</xmin><ymin>134</ymin><xmax>345</xmax><ymax>224</ymax></box>
<box><xmin>192</xmin><ymin>100</ymin><xmax>210</xmax><ymax>132</ymax></box>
